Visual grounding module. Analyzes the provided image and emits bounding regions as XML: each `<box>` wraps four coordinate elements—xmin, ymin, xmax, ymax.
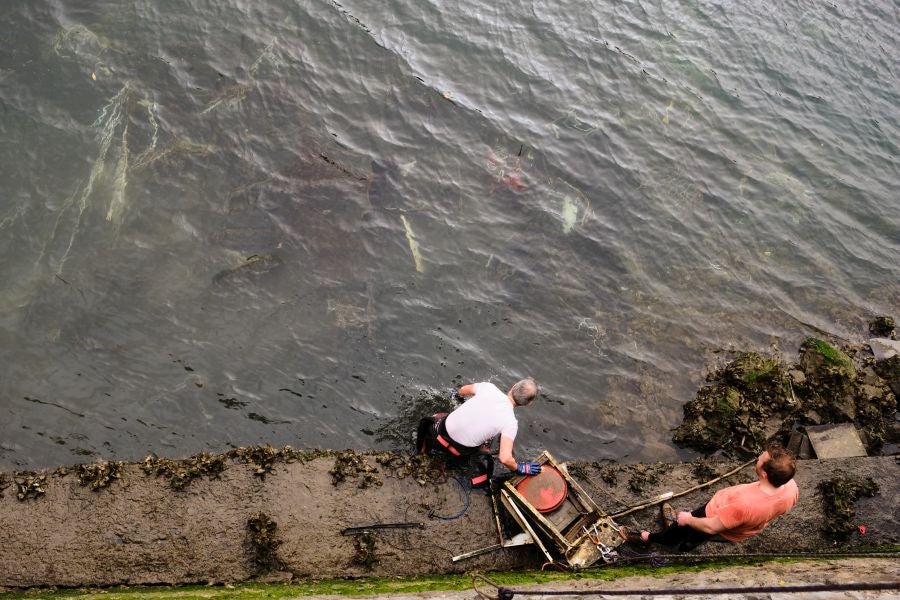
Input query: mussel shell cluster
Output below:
<box><xmin>373</xmin><ymin>452</ymin><xmax>445</xmax><ymax>485</ymax></box>
<box><xmin>329</xmin><ymin>450</ymin><xmax>381</xmax><ymax>488</ymax></box>
<box><xmin>247</xmin><ymin>512</ymin><xmax>283</xmax><ymax>572</ymax></box>
<box><xmin>227</xmin><ymin>445</ymin><xmax>333</xmax><ymax>478</ymax></box>
<box><xmin>14</xmin><ymin>472</ymin><xmax>47</xmax><ymax>501</ymax></box>
<box><xmin>74</xmin><ymin>460</ymin><xmax>123</xmax><ymax>490</ymax></box>
<box><xmin>140</xmin><ymin>452</ymin><xmax>227</xmax><ymax>490</ymax></box>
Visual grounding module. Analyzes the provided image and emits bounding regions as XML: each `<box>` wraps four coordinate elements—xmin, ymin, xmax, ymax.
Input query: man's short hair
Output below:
<box><xmin>763</xmin><ymin>442</ymin><xmax>796</xmax><ymax>487</ymax></box>
<box><xmin>511</xmin><ymin>378</ymin><xmax>539</xmax><ymax>406</ymax></box>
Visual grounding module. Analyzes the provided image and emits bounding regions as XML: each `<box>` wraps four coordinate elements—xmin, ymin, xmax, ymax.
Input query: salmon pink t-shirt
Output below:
<box><xmin>705</xmin><ymin>480</ymin><xmax>799</xmax><ymax>542</ymax></box>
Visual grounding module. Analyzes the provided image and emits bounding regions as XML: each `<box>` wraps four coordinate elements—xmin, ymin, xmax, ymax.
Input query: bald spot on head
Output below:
<box><xmin>511</xmin><ymin>377</ymin><xmax>538</xmax><ymax>406</ymax></box>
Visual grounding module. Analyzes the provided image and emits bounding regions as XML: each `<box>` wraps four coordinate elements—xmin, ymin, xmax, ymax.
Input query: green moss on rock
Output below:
<box><xmin>800</xmin><ymin>338</ymin><xmax>855</xmax><ymax>377</ymax></box>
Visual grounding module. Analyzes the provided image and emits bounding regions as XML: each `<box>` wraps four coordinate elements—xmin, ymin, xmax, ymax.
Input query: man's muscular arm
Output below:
<box><xmin>677</xmin><ymin>511</ymin><xmax>726</xmax><ymax>534</ymax></box>
<box><xmin>498</xmin><ymin>434</ymin><xmax>517</xmax><ymax>470</ymax></box>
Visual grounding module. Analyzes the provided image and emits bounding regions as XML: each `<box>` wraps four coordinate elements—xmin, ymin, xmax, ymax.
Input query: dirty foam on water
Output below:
<box><xmin>0</xmin><ymin>1</ymin><xmax>897</xmax><ymax>470</ymax></box>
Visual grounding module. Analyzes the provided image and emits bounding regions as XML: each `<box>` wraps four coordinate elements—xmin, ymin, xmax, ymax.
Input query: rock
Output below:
<box><xmin>874</xmin><ymin>355</ymin><xmax>900</xmax><ymax>396</ymax></box>
<box><xmin>832</xmin><ymin>394</ymin><xmax>857</xmax><ymax>422</ymax></box>
<box><xmin>788</xmin><ymin>369</ymin><xmax>806</xmax><ymax>386</ymax></box>
<box><xmin>675</xmin><ymin>336</ymin><xmax>897</xmax><ymax>458</ymax></box>
<box><xmin>723</xmin><ymin>352</ymin><xmax>780</xmax><ymax>388</ymax></box>
<box><xmin>806</xmin><ymin>424</ymin><xmax>868</xmax><ymax>459</ymax></box>
<box><xmin>799</xmin><ymin>338</ymin><xmax>855</xmax><ymax>382</ymax></box>
<box><xmin>868</xmin><ymin>338</ymin><xmax>900</xmax><ymax>361</ymax></box>
<box><xmin>868</xmin><ymin>315</ymin><xmax>895</xmax><ymax>338</ymax></box>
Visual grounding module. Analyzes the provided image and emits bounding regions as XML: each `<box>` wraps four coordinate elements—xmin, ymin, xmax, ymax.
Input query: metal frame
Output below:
<box><xmin>502</xmin><ymin>450</ymin><xmax>623</xmax><ymax>568</ymax></box>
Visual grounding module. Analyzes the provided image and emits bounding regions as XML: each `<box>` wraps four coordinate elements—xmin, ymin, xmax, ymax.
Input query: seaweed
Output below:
<box><xmin>818</xmin><ymin>476</ymin><xmax>879</xmax><ymax>541</ymax></box>
<box><xmin>626</xmin><ymin>463</ymin><xmax>664</xmax><ymax>494</ymax></box>
<box><xmin>674</xmin><ymin>337</ymin><xmax>898</xmax><ymax>457</ymax></box>
<box><xmin>330</xmin><ymin>450</ymin><xmax>381</xmax><ymax>488</ymax></box>
<box><xmin>372</xmin><ymin>452</ymin><xmax>445</xmax><ymax>485</ymax></box>
<box><xmin>140</xmin><ymin>452</ymin><xmax>227</xmax><ymax>490</ymax></box>
<box><xmin>228</xmin><ymin>445</ymin><xmax>334</xmax><ymax>479</ymax></box>
<box><xmin>247</xmin><ymin>513</ymin><xmax>283</xmax><ymax>573</ymax></box>
<box><xmin>350</xmin><ymin>532</ymin><xmax>379</xmax><ymax>570</ymax></box>
<box><xmin>691</xmin><ymin>458</ymin><xmax>721</xmax><ymax>482</ymax></box>
<box><xmin>801</xmin><ymin>338</ymin><xmax>854</xmax><ymax>373</ymax></box>
<box><xmin>868</xmin><ymin>316</ymin><xmax>895</xmax><ymax>338</ymax></box>
<box><xmin>591</xmin><ymin>461</ymin><xmax>619</xmax><ymax>486</ymax></box>
<box><xmin>565</xmin><ymin>461</ymin><xmax>589</xmax><ymax>481</ymax></box>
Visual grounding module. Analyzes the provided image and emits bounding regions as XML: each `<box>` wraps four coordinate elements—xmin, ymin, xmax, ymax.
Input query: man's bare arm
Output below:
<box><xmin>498</xmin><ymin>434</ymin><xmax>517</xmax><ymax>470</ymax></box>
<box><xmin>677</xmin><ymin>511</ymin><xmax>726</xmax><ymax>534</ymax></box>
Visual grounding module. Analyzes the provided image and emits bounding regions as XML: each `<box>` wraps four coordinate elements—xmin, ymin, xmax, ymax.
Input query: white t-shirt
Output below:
<box><xmin>445</xmin><ymin>382</ymin><xmax>518</xmax><ymax>447</ymax></box>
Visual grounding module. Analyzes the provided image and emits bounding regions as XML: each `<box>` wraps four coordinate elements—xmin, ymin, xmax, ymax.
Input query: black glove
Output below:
<box><xmin>516</xmin><ymin>462</ymin><xmax>542</xmax><ymax>476</ymax></box>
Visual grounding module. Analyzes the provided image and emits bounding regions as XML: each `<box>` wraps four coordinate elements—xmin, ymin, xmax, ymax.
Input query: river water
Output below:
<box><xmin>1</xmin><ymin>1</ymin><xmax>897</xmax><ymax>470</ymax></box>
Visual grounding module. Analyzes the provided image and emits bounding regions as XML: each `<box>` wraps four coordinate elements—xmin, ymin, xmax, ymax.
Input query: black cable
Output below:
<box><xmin>428</xmin><ymin>476</ymin><xmax>470</xmax><ymax>520</ymax></box>
<box><xmin>614</xmin><ymin>548</ymin><xmax>900</xmax><ymax>564</ymax></box>
<box><xmin>497</xmin><ymin>581</ymin><xmax>900</xmax><ymax>598</ymax></box>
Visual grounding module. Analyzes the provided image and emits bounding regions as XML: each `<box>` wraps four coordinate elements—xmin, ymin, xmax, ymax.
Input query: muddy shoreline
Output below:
<box><xmin>1</xmin><ymin>449</ymin><xmax>897</xmax><ymax>590</ymax></box>
<box><xmin>3</xmin><ymin>327</ymin><xmax>897</xmax><ymax>591</ymax></box>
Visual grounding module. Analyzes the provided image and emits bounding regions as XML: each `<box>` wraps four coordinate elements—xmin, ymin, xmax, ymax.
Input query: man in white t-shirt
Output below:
<box><xmin>416</xmin><ymin>378</ymin><xmax>542</xmax><ymax>477</ymax></box>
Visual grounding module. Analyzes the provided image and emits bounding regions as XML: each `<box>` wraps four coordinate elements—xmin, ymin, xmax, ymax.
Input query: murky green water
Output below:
<box><xmin>1</xmin><ymin>1</ymin><xmax>897</xmax><ymax>469</ymax></box>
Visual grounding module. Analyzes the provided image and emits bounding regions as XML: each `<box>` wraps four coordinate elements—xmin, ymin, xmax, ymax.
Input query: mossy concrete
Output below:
<box><xmin>0</xmin><ymin>451</ymin><xmax>897</xmax><ymax>590</ymax></box>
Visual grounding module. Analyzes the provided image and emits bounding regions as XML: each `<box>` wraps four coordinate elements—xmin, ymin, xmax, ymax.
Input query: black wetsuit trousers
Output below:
<box><xmin>647</xmin><ymin>503</ymin><xmax>725</xmax><ymax>552</ymax></box>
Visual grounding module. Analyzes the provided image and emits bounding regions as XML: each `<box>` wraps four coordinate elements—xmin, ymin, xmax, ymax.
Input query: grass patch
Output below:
<box><xmin>9</xmin><ymin>553</ymin><xmax>900</xmax><ymax>599</ymax></box>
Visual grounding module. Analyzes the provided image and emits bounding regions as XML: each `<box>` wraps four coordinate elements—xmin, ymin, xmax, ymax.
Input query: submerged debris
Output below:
<box><xmin>818</xmin><ymin>476</ymin><xmax>879</xmax><ymax>541</ymax></box>
<box><xmin>14</xmin><ymin>472</ymin><xmax>47</xmax><ymax>501</ymax></box>
<box><xmin>330</xmin><ymin>450</ymin><xmax>381</xmax><ymax>488</ymax></box>
<box><xmin>75</xmin><ymin>460</ymin><xmax>123</xmax><ymax>490</ymax></box>
<box><xmin>399</xmin><ymin>214</ymin><xmax>424</xmax><ymax>273</ymax></box>
<box><xmin>247</xmin><ymin>512</ymin><xmax>283</xmax><ymax>573</ymax></box>
<box><xmin>141</xmin><ymin>452</ymin><xmax>227</xmax><ymax>490</ymax></box>
<box><xmin>375</xmin><ymin>389</ymin><xmax>458</xmax><ymax>452</ymax></box>
<box><xmin>212</xmin><ymin>254</ymin><xmax>282</xmax><ymax>285</ymax></box>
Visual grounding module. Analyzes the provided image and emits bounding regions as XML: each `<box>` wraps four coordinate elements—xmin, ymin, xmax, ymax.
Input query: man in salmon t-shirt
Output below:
<box><xmin>620</xmin><ymin>443</ymin><xmax>799</xmax><ymax>551</ymax></box>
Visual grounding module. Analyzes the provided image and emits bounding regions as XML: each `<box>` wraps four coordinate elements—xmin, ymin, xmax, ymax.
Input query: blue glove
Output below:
<box><xmin>516</xmin><ymin>462</ymin><xmax>542</xmax><ymax>476</ymax></box>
